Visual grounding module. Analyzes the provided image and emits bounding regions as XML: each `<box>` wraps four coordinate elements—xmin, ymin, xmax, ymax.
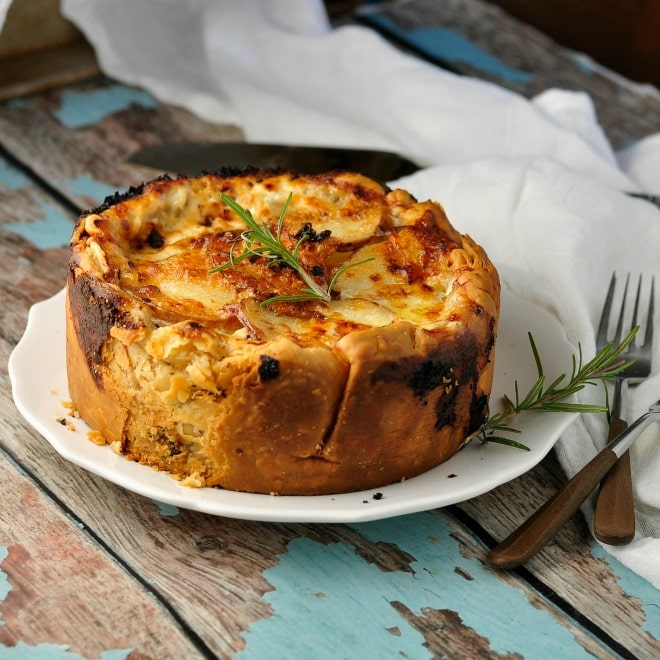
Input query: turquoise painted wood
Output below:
<box><xmin>2</xmin><ymin>0</ymin><xmax>660</xmax><ymax>654</ymax></box>
<box><xmin>360</xmin><ymin>13</ymin><xmax>533</xmax><ymax>83</ymax></box>
<box><xmin>1</xmin><ymin>76</ymin><xmax>659</xmax><ymax>657</ymax></box>
<box><xmin>0</xmin><ymin>152</ymin><xmax>75</xmax><ymax>250</ymax></box>
<box><xmin>592</xmin><ymin>544</ymin><xmax>660</xmax><ymax>639</ymax></box>
<box><xmin>240</xmin><ymin>513</ymin><xmax>603</xmax><ymax>659</ymax></box>
<box><xmin>52</xmin><ymin>85</ymin><xmax>156</xmax><ymax>128</ymax></box>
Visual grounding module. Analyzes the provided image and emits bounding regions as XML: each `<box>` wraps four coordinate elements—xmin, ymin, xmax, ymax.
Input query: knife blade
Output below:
<box><xmin>127</xmin><ymin>143</ymin><xmax>660</xmax><ymax>210</ymax></box>
<box><xmin>627</xmin><ymin>192</ymin><xmax>660</xmax><ymax>210</ymax></box>
<box><xmin>127</xmin><ymin>142</ymin><xmax>422</xmax><ymax>181</ymax></box>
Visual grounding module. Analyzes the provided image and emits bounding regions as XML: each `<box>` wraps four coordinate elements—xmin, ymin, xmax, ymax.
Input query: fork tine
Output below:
<box><xmin>643</xmin><ymin>276</ymin><xmax>655</xmax><ymax>347</ymax></box>
<box><xmin>593</xmin><ymin>272</ymin><xmax>654</xmax><ymax>547</ymax></box>
<box><xmin>630</xmin><ymin>275</ymin><xmax>642</xmax><ymax>336</ymax></box>
<box><xmin>598</xmin><ymin>272</ymin><xmax>655</xmax><ymax>355</ymax></box>
<box><xmin>597</xmin><ymin>273</ymin><xmax>617</xmax><ymax>345</ymax></box>
<box><xmin>614</xmin><ymin>274</ymin><xmax>630</xmax><ymax>345</ymax></box>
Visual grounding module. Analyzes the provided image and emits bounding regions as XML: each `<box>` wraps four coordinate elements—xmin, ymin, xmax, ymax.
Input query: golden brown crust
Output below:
<box><xmin>66</xmin><ymin>170</ymin><xmax>500</xmax><ymax>495</ymax></box>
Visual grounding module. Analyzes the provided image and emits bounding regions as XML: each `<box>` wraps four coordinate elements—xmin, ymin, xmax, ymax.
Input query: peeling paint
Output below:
<box><xmin>592</xmin><ymin>544</ymin><xmax>660</xmax><ymax>639</ymax></box>
<box><xmin>55</xmin><ymin>86</ymin><xmax>156</xmax><ymax>128</ymax></box>
<box><xmin>239</xmin><ymin>513</ymin><xmax>594</xmax><ymax>658</ymax></box>
<box><xmin>365</xmin><ymin>16</ymin><xmax>533</xmax><ymax>83</ymax></box>
<box><xmin>66</xmin><ymin>175</ymin><xmax>118</xmax><ymax>207</ymax></box>
<box><xmin>569</xmin><ymin>52</ymin><xmax>597</xmax><ymax>75</ymax></box>
<box><xmin>0</xmin><ymin>547</ymin><xmax>9</xmax><ymax>619</ymax></box>
<box><xmin>0</xmin><ymin>642</ymin><xmax>132</xmax><ymax>659</ymax></box>
<box><xmin>0</xmin><ymin>157</ymin><xmax>30</xmax><ymax>190</ymax></box>
<box><xmin>151</xmin><ymin>500</ymin><xmax>180</xmax><ymax>517</ymax></box>
<box><xmin>3</xmin><ymin>200</ymin><xmax>74</xmax><ymax>250</ymax></box>
<box><xmin>0</xmin><ymin>547</ymin><xmax>132</xmax><ymax>658</ymax></box>
<box><xmin>5</xmin><ymin>99</ymin><xmax>28</xmax><ymax>111</ymax></box>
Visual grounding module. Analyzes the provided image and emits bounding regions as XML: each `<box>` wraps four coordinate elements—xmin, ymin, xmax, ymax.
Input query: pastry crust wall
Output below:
<box><xmin>66</xmin><ymin>170</ymin><xmax>500</xmax><ymax>495</ymax></box>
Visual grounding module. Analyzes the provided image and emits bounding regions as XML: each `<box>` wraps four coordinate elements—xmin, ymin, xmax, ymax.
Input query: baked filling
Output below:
<box><xmin>65</xmin><ymin>169</ymin><xmax>500</xmax><ymax>495</ymax></box>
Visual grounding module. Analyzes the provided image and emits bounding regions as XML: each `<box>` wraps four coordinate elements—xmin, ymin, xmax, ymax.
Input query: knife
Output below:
<box><xmin>487</xmin><ymin>398</ymin><xmax>660</xmax><ymax>569</ymax></box>
<box><xmin>127</xmin><ymin>142</ymin><xmax>660</xmax><ymax>210</ymax></box>
<box><xmin>127</xmin><ymin>142</ymin><xmax>422</xmax><ymax>181</ymax></box>
<box><xmin>627</xmin><ymin>192</ymin><xmax>660</xmax><ymax>209</ymax></box>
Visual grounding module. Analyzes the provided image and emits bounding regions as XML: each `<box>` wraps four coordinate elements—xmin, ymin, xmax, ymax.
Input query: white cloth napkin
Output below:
<box><xmin>41</xmin><ymin>0</ymin><xmax>660</xmax><ymax>586</ymax></box>
<box><xmin>0</xmin><ymin>0</ymin><xmax>11</xmax><ymax>28</ymax></box>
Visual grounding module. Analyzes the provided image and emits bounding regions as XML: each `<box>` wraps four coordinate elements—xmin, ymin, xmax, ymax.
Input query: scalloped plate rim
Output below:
<box><xmin>8</xmin><ymin>287</ymin><xmax>578</xmax><ymax>523</ymax></box>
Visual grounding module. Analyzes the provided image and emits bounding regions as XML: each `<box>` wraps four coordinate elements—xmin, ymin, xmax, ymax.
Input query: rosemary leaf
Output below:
<box><xmin>469</xmin><ymin>326</ymin><xmax>639</xmax><ymax>450</ymax></box>
<box><xmin>486</xmin><ymin>436</ymin><xmax>531</xmax><ymax>451</ymax></box>
<box><xmin>210</xmin><ymin>193</ymin><xmax>373</xmax><ymax>305</ymax></box>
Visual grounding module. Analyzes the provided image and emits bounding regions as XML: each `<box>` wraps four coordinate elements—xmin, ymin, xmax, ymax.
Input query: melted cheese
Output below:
<box><xmin>75</xmin><ymin>170</ymin><xmax>483</xmax><ymax>344</ymax></box>
<box><xmin>67</xmin><ymin>169</ymin><xmax>501</xmax><ymax>496</ymax></box>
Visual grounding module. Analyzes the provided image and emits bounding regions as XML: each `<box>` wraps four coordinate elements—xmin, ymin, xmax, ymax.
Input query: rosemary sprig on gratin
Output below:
<box><xmin>210</xmin><ymin>193</ymin><xmax>372</xmax><ymax>306</ymax></box>
<box><xmin>468</xmin><ymin>327</ymin><xmax>639</xmax><ymax>450</ymax></box>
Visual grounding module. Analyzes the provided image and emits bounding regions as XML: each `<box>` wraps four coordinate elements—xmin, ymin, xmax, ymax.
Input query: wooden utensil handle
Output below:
<box><xmin>487</xmin><ymin>449</ymin><xmax>618</xmax><ymax>569</ymax></box>
<box><xmin>593</xmin><ymin>417</ymin><xmax>635</xmax><ymax>545</ymax></box>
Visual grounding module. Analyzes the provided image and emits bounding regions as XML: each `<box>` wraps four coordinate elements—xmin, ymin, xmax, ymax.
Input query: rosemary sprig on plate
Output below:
<box><xmin>210</xmin><ymin>193</ymin><xmax>372</xmax><ymax>306</ymax></box>
<box><xmin>468</xmin><ymin>326</ymin><xmax>639</xmax><ymax>450</ymax></box>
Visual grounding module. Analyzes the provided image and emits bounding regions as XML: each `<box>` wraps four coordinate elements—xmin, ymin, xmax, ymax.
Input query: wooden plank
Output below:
<box><xmin>356</xmin><ymin>0</ymin><xmax>660</xmax><ymax>148</ymax></box>
<box><xmin>1</xmin><ymin>72</ymin><xmax>659</xmax><ymax>657</ymax></box>
<box><xmin>485</xmin><ymin>0</ymin><xmax>660</xmax><ymax>86</ymax></box>
<box><xmin>0</xmin><ymin>273</ymin><xmax>622</xmax><ymax>656</ymax></box>
<box><xmin>0</xmin><ymin>40</ymin><xmax>101</xmax><ymax>102</ymax></box>
<box><xmin>0</xmin><ymin>131</ymin><xmax>625</xmax><ymax>657</ymax></box>
<box><xmin>0</xmin><ymin>0</ymin><xmax>99</xmax><ymax>99</ymax></box>
<box><xmin>0</xmin><ymin>149</ymin><xmax>204</xmax><ymax>656</ymax></box>
<box><xmin>0</xmin><ymin>76</ymin><xmax>242</xmax><ymax>211</ymax></box>
<box><xmin>458</xmin><ymin>453</ymin><xmax>660</xmax><ymax>657</ymax></box>
<box><xmin>0</xmin><ymin>152</ymin><xmax>73</xmax><ymax>340</ymax></box>
<box><xmin>0</xmin><ymin>449</ymin><xmax>202</xmax><ymax>658</ymax></box>
<box><xmin>0</xmin><ymin>436</ymin><xmax>620</xmax><ymax>658</ymax></box>
<box><xmin>0</xmin><ymin>0</ymin><xmax>84</xmax><ymax>59</ymax></box>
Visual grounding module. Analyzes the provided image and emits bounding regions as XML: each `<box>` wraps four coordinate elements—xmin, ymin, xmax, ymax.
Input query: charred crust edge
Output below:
<box><xmin>372</xmin><ymin>326</ymin><xmax>493</xmax><ymax>433</ymax></box>
<box><xmin>67</xmin><ymin>269</ymin><xmax>140</xmax><ymax>386</ymax></box>
<box><xmin>79</xmin><ymin>167</ymin><xmax>393</xmax><ymax>220</ymax></box>
<box><xmin>81</xmin><ymin>174</ymin><xmax>174</xmax><ymax>216</ymax></box>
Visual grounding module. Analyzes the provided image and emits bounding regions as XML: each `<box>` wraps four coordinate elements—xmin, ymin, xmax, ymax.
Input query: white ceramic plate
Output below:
<box><xmin>9</xmin><ymin>287</ymin><xmax>577</xmax><ymax>523</ymax></box>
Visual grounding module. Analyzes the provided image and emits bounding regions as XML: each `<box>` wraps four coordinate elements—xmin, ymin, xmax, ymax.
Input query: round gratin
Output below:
<box><xmin>66</xmin><ymin>169</ymin><xmax>500</xmax><ymax>495</ymax></box>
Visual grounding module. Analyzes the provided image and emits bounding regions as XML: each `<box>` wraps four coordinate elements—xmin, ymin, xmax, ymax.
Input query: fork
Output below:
<box><xmin>593</xmin><ymin>273</ymin><xmax>655</xmax><ymax>545</ymax></box>
<box><xmin>486</xmin><ymin>273</ymin><xmax>655</xmax><ymax>568</ymax></box>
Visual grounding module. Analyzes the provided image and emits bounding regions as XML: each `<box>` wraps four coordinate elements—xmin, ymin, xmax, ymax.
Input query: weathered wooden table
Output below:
<box><xmin>1</xmin><ymin>1</ymin><xmax>659</xmax><ymax>658</ymax></box>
